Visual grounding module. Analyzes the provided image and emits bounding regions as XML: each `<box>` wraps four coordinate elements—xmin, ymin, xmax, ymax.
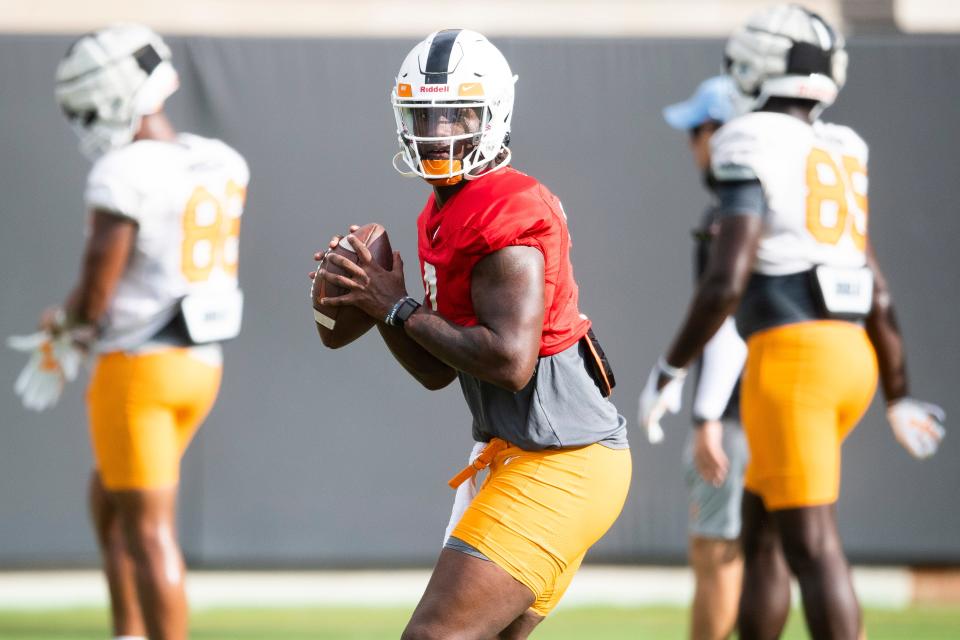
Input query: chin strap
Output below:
<box><xmin>392</xmin><ymin>151</ymin><xmax>419</xmax><ymax>178</ymax></box>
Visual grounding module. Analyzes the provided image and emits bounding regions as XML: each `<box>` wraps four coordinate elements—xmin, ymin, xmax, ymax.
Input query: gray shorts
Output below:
<box><xmin>445</xmin><ymin>535</ymin><xmax>489</xmax><ymax>561</ymax></box>
<box><xmin>683</xmin><ymin>421</ymin><xmax>748</xmax><ymax>540</ymax></box>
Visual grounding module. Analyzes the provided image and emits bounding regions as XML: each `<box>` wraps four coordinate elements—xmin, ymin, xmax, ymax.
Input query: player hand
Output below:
<box><xmin>7</xmin><ymin>327</ymin><xmax>85</xmax><ymax>411</ymax></box>
<box><xmin>38</xmin><ymin>306</ymin><xmax>64</xmax><ymax>333</ymax></box>
<box><xmin>887</xmin><ymin>397</ymin><xmax>946</xmax><ymax>459</ymax></box>
<box><xmin>694</xmin><ymin>420</ymin><xmax>729</xmax><ymax>487</ymax></box>
<box><xmin>308</xmin><ymin>225</ymin><xmax>361</xmax><ymax>280</ymax></box>
<box><xmin>637</xmin><ymin>358</ymin><xmax>686</xmax><ymax>444</ymax></box>
<box><xmin>319</xmin><ymin>233</ymin><xmax>407</xmax><ymax>320</ymax></box>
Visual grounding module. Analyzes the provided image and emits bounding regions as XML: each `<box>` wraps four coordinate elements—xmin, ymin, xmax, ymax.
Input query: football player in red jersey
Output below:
<box><xmin>313</xmin><ymin>29</ymin><xmax>631</xmax><ymax>639</ymax></box>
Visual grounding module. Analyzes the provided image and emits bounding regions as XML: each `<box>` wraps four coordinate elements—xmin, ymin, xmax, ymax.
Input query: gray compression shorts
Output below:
<box><xmin>445</xmin><ymin>535</ymin><xmax>490</xmax><ymax>561</ymax></box>
<box><xmin>683</xmin><ymin>420</ymin><xmax>749</xmax><ymax>540</ymax></box>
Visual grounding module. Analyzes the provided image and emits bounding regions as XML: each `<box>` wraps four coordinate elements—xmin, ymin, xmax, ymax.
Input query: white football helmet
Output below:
<box><xmin>725</xmin><ymin>4</ymin><xmax>848</xmax><ymax>114</ymax></box>
<box><xmin>55</xmin><ymin>24</ymin><xmax>179</xmax><ymax>159</ymax></box>
<box><xmin>391</xmin><ymin>29</ymin><xmax>517</xmax><ymax>185</ymax></box>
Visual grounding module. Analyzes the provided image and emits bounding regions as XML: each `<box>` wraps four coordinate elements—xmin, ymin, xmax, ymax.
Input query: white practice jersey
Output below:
<box><xmin>84</xmin><ymin>133</ymin><xmax>249</xmax><ymax>352</ymax></box>
<box><xmin>711</xmin><ymin>112</ymin><xmax>869</xmax><ymax>276</ymax></box>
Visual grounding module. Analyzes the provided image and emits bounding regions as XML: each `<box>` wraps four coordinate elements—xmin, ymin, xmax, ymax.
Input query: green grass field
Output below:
<box><xmin>1</xmin><ymin>606</ymin><xmax>958</xmax><ymax>639</ymax></box>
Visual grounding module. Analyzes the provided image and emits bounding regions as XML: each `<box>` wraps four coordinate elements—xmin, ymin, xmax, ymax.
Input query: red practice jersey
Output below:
<box><xmin>416</xmin><ymin>167</ymin><xmax>591</xmax><ymax>357</ymax></box>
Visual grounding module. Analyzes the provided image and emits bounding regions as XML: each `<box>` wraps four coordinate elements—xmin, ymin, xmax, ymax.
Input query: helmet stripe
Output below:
<box><xmin>423</xmin><ymin>28</ymin><xmax>462</xmax><ymax>84</ymax></box>
<box><xmin>786</xmin><ymin>42</ymin><xmax>833</xmax><ymax>78</ymax></box>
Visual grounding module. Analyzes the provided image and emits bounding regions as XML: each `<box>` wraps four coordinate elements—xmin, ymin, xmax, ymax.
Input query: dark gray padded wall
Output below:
<box><xmin>0</xmin><ymin>34</ymin><xmax>957</xmax><ymax>567</ymax></box>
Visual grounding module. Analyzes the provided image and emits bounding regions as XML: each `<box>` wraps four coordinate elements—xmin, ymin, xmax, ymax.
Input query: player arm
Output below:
<box><xmin>663</xmin><ymin>208</ymin><xmax>762</xmax><ymax>371</ymax></box>
<box><xmin>402</xmin><ymin>246</ymin><xmax>545</xmax><ymax>392</ymax></box>
<box><xmin>692</xmin><ymin>316</ymin><xmax>746</xmax><ymax>425</ymax></box>
<box><xmin>62</xmin><ymin>209</ymin><xmax>137</xmax><ymax>328</ymax></box>
<box><xmin>863</xmin><ymin>242</ymin><xmax>908</xmax><ymax>402</ymax></box>
<box><xmin>318</xmin><ymin>238</ymin><xmax>543</xmax><ymax>392</ymax></box>
<box><xmin>866</xmin><ymin>243</ymin><xmax>945</xmax><ymax>459</ymax></box>
<box><xmin>375</xmin><ymin>322</ymin><xmax>458</xmax><ymax>390</ymax></box>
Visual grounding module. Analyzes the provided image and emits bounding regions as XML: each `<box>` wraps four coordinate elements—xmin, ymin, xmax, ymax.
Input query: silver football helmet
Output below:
<box><xmin>725</xmin><ymin>4</ymin><xmax>848</xmax><ymax>114</ymax></box>
<box><xmin>55</xmin><ymin>24</ymin><xmax>179</xmax><ymax>159</ymax></box>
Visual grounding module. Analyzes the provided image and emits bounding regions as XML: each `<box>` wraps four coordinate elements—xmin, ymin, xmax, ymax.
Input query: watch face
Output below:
<box><xmin>392</xmin><ymin>298</ymin><xmax>420</xmax><ymax>325</ymax></box>
<box><xmin>397</xmin><ymin>298</ymin><xmax>420</xmax><ymax>322</ymax></box>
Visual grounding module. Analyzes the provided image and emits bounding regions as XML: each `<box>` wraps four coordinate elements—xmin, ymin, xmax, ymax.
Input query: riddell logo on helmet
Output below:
<box><xmin>419</xmin><ymin>85</ymin><xmax>449</xmax><ymax>93</ymax></box>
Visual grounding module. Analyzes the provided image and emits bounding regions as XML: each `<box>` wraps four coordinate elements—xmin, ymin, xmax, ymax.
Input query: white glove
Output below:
<box><xmin>887</xmin><ymin>398</ymin><xmax>946</xmax><ymax>459</ymax></box>
<box><xmin>7</xmin><ymin>330</ymin><xmax>84</xmax><ymax>412</ymax></box>
<box><xmin>637</xmin><ymin>358</ymin><xmax>686</xmax><ymax>444</ymax></box>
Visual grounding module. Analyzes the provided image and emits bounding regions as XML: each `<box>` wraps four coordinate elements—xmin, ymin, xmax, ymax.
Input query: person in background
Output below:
<box><xmin>660</xmin><ymin>75</ymin><xmax>748</xmax><ymax>640</ymax></box>
<box><xmin>638</xmin><ymin>5</ymin><xmax>945</xmax><ymax>639</ymax></box>
<box><xmin>9</xmin><ymin>24</ymin><xmax>249</xmax><ymax>640</ymax></box>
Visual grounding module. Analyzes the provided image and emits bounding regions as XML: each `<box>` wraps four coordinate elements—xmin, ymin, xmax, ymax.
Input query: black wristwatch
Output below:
<box><xmin>385</xmin><ymin>296</ymin><xmax>421</xmax><ymax>327</ymax></box>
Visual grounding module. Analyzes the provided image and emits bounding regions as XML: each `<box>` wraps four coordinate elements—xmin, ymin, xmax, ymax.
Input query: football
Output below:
<box><xmin>311</xmin><ymin>223</ymin><xmax>393</xmax><ymax>349</ymax></box>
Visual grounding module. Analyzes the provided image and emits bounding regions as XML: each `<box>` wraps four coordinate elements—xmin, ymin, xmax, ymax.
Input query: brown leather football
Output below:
<box><xmin>311</xmin><ymin>223</ymin><xmax>393</xmax><ymax>349</ymax></box>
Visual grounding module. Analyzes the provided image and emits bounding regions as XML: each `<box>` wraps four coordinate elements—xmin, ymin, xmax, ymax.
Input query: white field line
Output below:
<box><xmin>0</xmin><ymin>566</ymin><xmax>912</xmax><ymax>611</ymax></box>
